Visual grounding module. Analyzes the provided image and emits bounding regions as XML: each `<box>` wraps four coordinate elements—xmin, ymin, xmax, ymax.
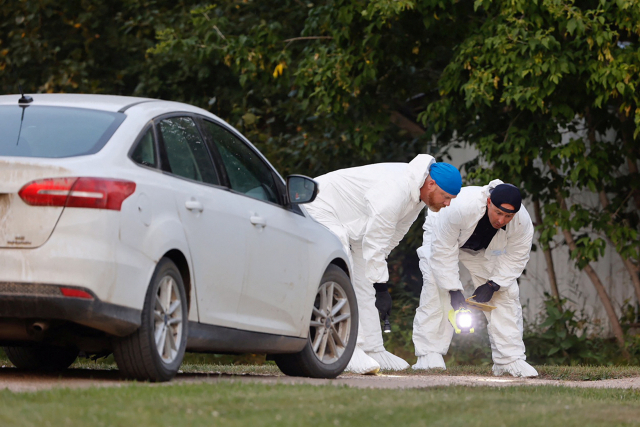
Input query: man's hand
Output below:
<box><xmin>449</xmin><ymin>290</ymin><xmax>467</xmax><ymax>310</ymax></box>
<box><xmin>373</xmin><ymin>283</ymin><xmax>392</xmax><ymax>319</ymax></box>
<box><xmin>472</xmin><ymin>281</ymin><xmax>501</xmax><ymax>303</ymax></box>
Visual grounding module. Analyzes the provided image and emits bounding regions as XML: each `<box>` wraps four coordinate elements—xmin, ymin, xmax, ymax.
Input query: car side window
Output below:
<box><xmin>158</xmin><ymin>117</ymin><xmax>219</xmax><ymax>185</ymax></box>
<box><xmin>131</xmin><ymin>128</ymin><xmax>157</xmax><ymax>168</ymax></box>
<box><xmin>202</xmin><ymin>120</ymin><xmax>280</xmax><ymax>204</ymax></box>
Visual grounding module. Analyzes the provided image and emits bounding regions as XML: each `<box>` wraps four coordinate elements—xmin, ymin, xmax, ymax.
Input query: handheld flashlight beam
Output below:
<box><xmin>448</xmin><ymin>308</ymin><xmax>475</xmax><ymax>334</ymax></box>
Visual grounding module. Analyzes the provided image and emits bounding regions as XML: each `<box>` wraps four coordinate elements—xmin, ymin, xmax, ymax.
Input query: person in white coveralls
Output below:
<box><xmin>305</xmin><ymin>154</ymin><xmax>462</xmax><ymax>374</ymax></box>
<box><xmin>411</xmin><ymin>180</ymin><xmax>538</xmax><ymax>377</ymax></box>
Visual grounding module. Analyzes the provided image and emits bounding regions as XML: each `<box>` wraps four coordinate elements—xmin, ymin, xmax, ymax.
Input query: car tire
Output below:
<box><xmin>274</xmin><ymin>264</ymin><xmax>357</xmax><ymax>378</ymax></box>
<box><xmin>3</xmin><ymin>345</ymin><xmax>79</xmax><ymax>371</ymax></box>
<box><xmin>113</xmin><ymin>257</ymin><xmax>188</xmax><ymax>382</ymax></box>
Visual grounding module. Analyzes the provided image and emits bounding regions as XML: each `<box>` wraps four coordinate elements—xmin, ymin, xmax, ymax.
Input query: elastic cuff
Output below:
<box><xmin>373</xmin><ymin>282</ymin><xmax>388</xmax><ymax>293</ymax></box>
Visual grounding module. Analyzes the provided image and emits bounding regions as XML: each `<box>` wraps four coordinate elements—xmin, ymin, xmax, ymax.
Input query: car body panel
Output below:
<box><xmin>167</xmin><ymin>174</ymin><xmax>251</xmax><ymax>329</ymax></box>
<box><xmin>0</xmin><ymin>94</ymin><xmax>353</xmax><ymax>355</ymax></box>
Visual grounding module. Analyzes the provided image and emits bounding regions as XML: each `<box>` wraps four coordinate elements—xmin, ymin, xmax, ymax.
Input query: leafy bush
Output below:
<box><xmin>523</xmin><ymin>294</ymin><xmax>605</xmax><ymax>365</ymax></box>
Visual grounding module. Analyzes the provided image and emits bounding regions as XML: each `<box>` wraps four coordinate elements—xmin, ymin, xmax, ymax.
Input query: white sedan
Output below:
<box><xmin>0</xmin><ymin>93</ymin><xmax>357</xmax><ymax>381</ymax></box>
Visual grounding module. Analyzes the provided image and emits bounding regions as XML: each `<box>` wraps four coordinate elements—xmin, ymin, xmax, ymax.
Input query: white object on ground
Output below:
<box><xmin>412</xmin><ymin>353</ymin><xmax>446</xmax><ymax>370</ymax></box>
<box><xmin>367</xmin><ymin>350</ymin><xmax>410</xmax><ymax>371</ymax></box>
<box><xmin>492</xmin><ymin>360</ymin><xmax>538</xmax><ymax>377</ymax></box>
<box><xmin>344</xmin><ymin>346</ymin><xmax>380</xmax><ymax>375</ymax></box>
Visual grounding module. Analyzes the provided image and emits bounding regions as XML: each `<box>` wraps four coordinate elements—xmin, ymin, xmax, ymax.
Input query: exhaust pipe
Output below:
<box><xmin>28</xmin><ymin>321</ymin><xmax>50</xmax><ymax>336</ymax></box>
<box><xmin>0</xmin><ymin>320</ymin><xmax>50</xmax><ymax>341</ymax></box>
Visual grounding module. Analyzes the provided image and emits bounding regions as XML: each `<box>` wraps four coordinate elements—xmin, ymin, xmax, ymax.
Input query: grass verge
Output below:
<box><xmin>1</xmin><ymin>382</ymin><xmax>639</xmax><ymax>427</ymax></box>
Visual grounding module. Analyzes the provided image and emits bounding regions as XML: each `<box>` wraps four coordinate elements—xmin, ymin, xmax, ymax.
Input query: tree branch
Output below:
<box><xmin>533</xmin><ymin>199</ymin><xmax>561</xmax><ymax>309</ymax></box>
<box><xmin>390</xmin><ymin>111</ymin><xmax>425</xmax><ymax>138</ymax></box>
<box><xmin>283</xmin><ymin>36</ymin><xmax>333</xmax><ymax>43</ymax></box>
<box><xmin>549</xmin><ymin>163</ymin><xmax>629</xmax><ymax>357</ymax></box>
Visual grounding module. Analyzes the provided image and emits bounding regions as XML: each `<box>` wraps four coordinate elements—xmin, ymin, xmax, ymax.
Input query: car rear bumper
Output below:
<box><xmin>0</xmin><ymin>207</ymin><xmax>155</xmax><ymax>311</ymax></box>
<box><xmin>0</xmin><ymin>282</ymin><xmax>141</xmax><ymax>337</ymax></box>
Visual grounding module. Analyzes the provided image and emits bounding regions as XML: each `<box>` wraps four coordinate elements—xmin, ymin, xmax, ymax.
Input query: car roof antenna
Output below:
<box><xmin>18</xmin><ymin>84</ymin><xmax>33</xmax><ymax>104</ymax></box>
<box><xmin>16</xmin><ymin>84</ymin><xmax>32</xmax><ymax>146</ymax></box>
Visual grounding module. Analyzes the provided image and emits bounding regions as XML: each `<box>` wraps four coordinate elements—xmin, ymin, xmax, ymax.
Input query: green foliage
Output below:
<box><xmin>524</xmin><ymin>294</ymin><xmax>605</xmax><ymax>365</ymax></box>
<box><xmin>523</xmin><ymin>293</ymin><xmax>640</xmax><ymax>366</ymax></box>
<box><xmin>144</xmin><ymin>0</ymin><xmax>480</xmax><ymax>175</ymax></box>
<box><xmin>422</xmin><ymin>0</ymin><xmax>640</xmax><ymax>341</ymax></box>
<box><xmin>3</xmin><ymin>381</ymin><xmax>640</xmax><ymax>427</ymax></box>
<box><xmin>1</xmin><ymin>0</ymin><xmax>199</xmax><ymax>96</ymax></box>
<box><xmin>2</xmin><ymin>0</ymin><xmax>640</xmax><ymax>356</ymax></box>
<box><xmin>424</xmin><ymin>0</ymin><xmax>640</xmax><ymax>259</ymax></box>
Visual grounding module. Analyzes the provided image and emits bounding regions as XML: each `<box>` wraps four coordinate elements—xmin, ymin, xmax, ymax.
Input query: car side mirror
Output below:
<box><xmin>286</xmin><ymin>175</ymin><xmax>318</xmax><ymax>205</ymax></box>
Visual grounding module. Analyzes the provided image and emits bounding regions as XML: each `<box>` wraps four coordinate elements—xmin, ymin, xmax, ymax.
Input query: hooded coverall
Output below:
<box><xmin>412</xmin><ymin>180</ymin><xmax>534</xmax><ymax>365</ymax></box>
<box><xmin>305</xmin><ymin>154</ymin><xmax>435</xmax><ymax>353</ymax></box>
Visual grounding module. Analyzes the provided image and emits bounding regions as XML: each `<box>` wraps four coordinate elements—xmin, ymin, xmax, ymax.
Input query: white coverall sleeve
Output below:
<box><xmin>384</xmin><ymin>209</ymin><xmax>423</xmax><ymax>258</ymax></box>
<box><xmin>427</xmin><ymin>205</ymin><xmax>465</xmax><ymax>292</ymax></box>
<box><xmin>360</xmin><ymin>181</ymin><xmax>409</xmax><ymax>284</ymax></box>
<box><xmin>489</xmin><ymin>211</ymin><xmax>534</xmax><ymax>289</ymax></box>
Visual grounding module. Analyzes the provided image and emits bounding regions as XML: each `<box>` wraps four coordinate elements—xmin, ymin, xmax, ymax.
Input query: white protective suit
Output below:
<box><xmin>305</xmin><ymin>154</ymin><xmax>435</xmax><ymax>371</ymax></box>
<box><xmin>412</xmin><ymin>179</ymin><xmax>534</xmax><ymax>370</ymax></box>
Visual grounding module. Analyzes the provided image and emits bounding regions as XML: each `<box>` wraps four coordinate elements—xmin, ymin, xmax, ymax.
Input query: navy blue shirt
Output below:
<box><xmin>461</xmin><ymin>210</ymin><xmax>505</xmax><ymax>251</ymax></box>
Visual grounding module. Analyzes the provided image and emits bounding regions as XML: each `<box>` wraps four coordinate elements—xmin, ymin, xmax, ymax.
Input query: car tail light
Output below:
<box><xmin>60</xmin><ymin>287</ymin><xmax>94</xmax><ymax>299</ymax></box>
<box><xmin>18</xmin><ymin>177</ymin><xmax>136</xmax><ymax>211</ymax></box>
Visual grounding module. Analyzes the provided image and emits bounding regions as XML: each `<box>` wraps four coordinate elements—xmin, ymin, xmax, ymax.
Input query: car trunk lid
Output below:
<box><xmin>0</xmin><ymin>159</ymin><xmax>71</xmax><ymax>249</ymax></box>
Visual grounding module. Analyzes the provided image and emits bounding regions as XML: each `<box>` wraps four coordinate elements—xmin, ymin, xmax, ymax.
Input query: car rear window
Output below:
<box><xmin>0</xmin><ymin>105</ymin><xmax>125</xmax><ymax>158</ymax></box>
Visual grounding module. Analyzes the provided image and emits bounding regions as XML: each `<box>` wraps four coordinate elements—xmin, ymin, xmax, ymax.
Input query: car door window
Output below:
<box><xmin>202</xmin><ymin>121</ymin><xmax>279</xmax><ymax>204</ymax></box>
<box><xmin>158</xmin><ymin>117</ymin><xmax>219</xmax><ymax>185</ymax></box>
<box><xmin>130</xmin><ymin>128</ymin><xmax>157</xmax><ymax>168</ymax></box>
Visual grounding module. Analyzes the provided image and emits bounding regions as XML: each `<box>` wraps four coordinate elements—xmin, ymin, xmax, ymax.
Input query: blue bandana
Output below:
<box><xmin>429</xmin><ymin>162</ymin><xmax>462</xmax><ymax>196</ymax></box>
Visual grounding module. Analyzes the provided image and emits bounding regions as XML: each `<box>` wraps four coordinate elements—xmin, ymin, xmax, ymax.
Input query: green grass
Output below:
<box><xmin>1</xmin><ymin>382</ymin><xmax>639</xmax><ymax>427</ymax></box>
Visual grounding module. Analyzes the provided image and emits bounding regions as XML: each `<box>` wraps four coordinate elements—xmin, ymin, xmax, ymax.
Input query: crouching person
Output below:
<box><xmin>412</xmin><ymin>180</ymin><xmax>538</xmax><ymax>377</ymax></box>
<box><xmin>305</xmin><ymin>155</ymin><xmax>461</xmax><ymax>374</ymax></box>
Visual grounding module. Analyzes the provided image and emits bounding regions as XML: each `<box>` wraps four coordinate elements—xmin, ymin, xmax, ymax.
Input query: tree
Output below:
<box><xmin>147</xmin><ymin>0</ymin><xmax>482</xmax><ymax>174</ymax></box>
<box><xmin>4</xmin><ymin>0</ymin><xmax>639</xmax><ymax>353</ymax></box>
<box><xmin>424</xmin><ymin>0</ymin><xmax>640</xmax><ymax>354</ymax></box>
<box><xmin>0</xmin><ymin>0</ymin><xmax>208</xmax><ymax>95</ymax></box>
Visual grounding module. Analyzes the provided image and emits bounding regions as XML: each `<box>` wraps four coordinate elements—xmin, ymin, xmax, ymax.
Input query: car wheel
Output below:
<box><xmin>274</xmin><ymin>264</ymin><xmax>357</xmax><ymax>378</ymax></box>
<box><xmin>113</xmin><ymin>257</ymin><xmax>188</xmax><ymax>382</ymax></box>
<box><xmin>3</xmin><ymin>345</ymin><xmax>79</xmax><ymax>371</ymax></box>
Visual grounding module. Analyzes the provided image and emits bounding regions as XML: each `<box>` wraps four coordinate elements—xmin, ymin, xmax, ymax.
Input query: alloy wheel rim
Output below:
<box><xmin>309</xmin><ymin>280</ymin><xmax>351</xmax><ymax>364</ymax></box>
<box><xmin>153</xmin><ymin>275</ymin><xmax>183</xmax><ymax>363</ymax></box>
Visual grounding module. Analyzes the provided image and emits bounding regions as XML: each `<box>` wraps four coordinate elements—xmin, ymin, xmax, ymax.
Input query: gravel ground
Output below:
<box><xmin>1</xmin><ymin>368</ymin><xmax>639</xmax><ymax>393</ymax></box>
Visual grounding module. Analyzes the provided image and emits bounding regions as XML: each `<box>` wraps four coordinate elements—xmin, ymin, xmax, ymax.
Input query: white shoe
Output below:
<box><xmin>344</xmin><ymin>346</ymin><xmax>380</xmax><ymax>374</ymax></box>
<box><xmin>492</xmin><ymin>360</ymin><xmax>538</xmax><ymax>378</ymax></box>
<box><xmin>411</xmin><ymin>353</ymin><xmax>446</xmax><ymax>370</ymax></box>
<box><xmin>366</xmin><ymin>350</ymin><xmax>410</xmax><ymax>371</ymax></box>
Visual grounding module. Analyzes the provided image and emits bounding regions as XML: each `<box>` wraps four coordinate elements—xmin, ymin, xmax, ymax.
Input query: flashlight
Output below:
<box><xmin>383</xmin><ymin>319</ymin><xmax>391</xmax><ymax>333</ymax></box>
<box><xmin>448</xmin><ymin>308</ymin><xmax>475</xmax><ymax>334</ymax></box>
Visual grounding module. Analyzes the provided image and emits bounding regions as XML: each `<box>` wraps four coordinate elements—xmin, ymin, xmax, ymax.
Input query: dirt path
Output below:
<box><xmin>1</xmin><ymin>367</ymin><xmax>639</xmax><ymax>393</ymax></box>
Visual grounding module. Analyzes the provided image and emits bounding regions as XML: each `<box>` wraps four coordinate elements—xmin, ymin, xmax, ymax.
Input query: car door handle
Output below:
<box><xmin>185</xmin><ymin>200</ymin><xmax>204</xmax><ymax>212</ymax></box>
<box><xmin>250</xmin><ymin>215</ymin><xmax>266</xmax><ymax>228</ymax></box>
